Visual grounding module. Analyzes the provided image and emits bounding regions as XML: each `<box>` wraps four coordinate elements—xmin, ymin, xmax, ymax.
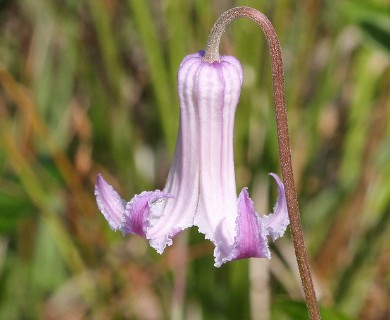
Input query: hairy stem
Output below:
<box><xmin>204</xmin><ymin>7</ymin><xmax>321</xmax><ymax>320</ymax></box>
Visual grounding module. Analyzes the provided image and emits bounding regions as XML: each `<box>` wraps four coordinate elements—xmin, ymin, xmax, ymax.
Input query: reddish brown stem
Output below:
<box><xmin>204</xmin><ymin>7</ymin><xmax>321</xmax><ymax>320</ymax></box>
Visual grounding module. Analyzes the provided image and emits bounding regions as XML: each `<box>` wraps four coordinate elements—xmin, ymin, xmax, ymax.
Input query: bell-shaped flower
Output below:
<box><xmin>95</xmin><ymin>51</ymin><xmax>289</xmax><ymax>267</ymax></box>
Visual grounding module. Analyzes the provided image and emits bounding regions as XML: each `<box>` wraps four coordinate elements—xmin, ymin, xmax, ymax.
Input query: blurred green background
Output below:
<box><xmin>0</xmin><ymin>0</ymin><xmax>389</xmax><ymax>319</ymax></box>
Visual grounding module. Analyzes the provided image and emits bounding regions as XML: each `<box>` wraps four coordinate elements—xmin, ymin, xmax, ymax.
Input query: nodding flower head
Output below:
<box><xmin>95</xmin><ymin>50</ymin><xmax>289</xmax><ymax>267</ymax></box>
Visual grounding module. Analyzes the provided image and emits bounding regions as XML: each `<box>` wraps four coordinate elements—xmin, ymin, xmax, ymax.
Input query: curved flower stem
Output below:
<box><xmin>204</xmin><ymin>7</ymin><xmax>321</xmax><ymax>320</ymax></box>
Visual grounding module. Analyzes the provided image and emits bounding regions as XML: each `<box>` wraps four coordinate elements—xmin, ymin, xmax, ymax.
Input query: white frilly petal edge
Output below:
<box><xmin>96</xmin><ymin>173</ymin><xmax>289</xmax><ymax>267</ymax></box>
<box><xmin>148</xmin><ymin>226</ymin><xmax>183</xmax><ymax>254</ymax></box>
<box><xmin>214</xmin><ymin>173</ymin><xmax>289</xmax><ymax>267</ymax></box>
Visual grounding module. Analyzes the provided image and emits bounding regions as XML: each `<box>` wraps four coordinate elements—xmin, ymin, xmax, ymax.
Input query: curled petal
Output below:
<box><xmin>123</xmin><ymin>191</ymin><xmax>173</xmax><ymax>238</ymax></box>
<box><xmin>261</xmin><ymin>173</ymin><xmax>289</xmax><ymax>241</ymax></box>
<box><xmin>214</xmin><ymin>188</ymin><xmax>270</xmax><ymax>267</ymax></box>
<box><xmin>234</xmin><ymin>188</ymin><xmax>271</xmax><ymax>259</ymax></box>
<box><xmin>95</xmin><ymin>174</ymin><xmax>126</xmax><ymax>231</ymax></box>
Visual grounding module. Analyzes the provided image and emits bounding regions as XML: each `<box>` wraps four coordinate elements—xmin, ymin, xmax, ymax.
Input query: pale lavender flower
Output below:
<box><xmin>95</xmin><ymin>51</ymin><xmax>289</xmax><ymax>267</ymax></box>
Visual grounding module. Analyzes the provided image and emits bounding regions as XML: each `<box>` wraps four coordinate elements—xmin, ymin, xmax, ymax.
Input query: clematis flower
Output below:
<box><xmin>95</xmin><ymin>51</ymin><xmax>289</xmax><ymax>267</ymax></box>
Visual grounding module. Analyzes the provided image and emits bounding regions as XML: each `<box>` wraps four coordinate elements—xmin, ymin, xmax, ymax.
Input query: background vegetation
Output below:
<box><xmin>0</xmin><ymin>0</ymin><xmax>389</xmax><ymax>319</ymax></box>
